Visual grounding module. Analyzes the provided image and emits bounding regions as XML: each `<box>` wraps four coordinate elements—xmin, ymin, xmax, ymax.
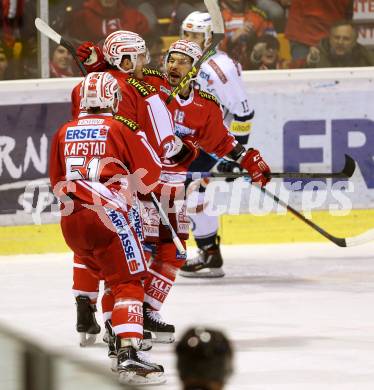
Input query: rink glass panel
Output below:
<box><xmin>0</xmin><ymin>323</ymin><xmax>134</xmax><ymax>390</ymax></box>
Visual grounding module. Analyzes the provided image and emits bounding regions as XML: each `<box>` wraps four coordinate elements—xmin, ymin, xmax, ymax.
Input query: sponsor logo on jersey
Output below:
<box><xmin>142</xmin><ymin>67</ymin><xmax>164</xmax><ymax>78</ymax></box>
<box><xmin>176</xmin><ymin>249</ymin><xmax>187</xmax><ymax>260</ymax></box>
<box><xmin>199</xmin><ymin>70</ymin><xmax>210</xmax><ymax>81</ymax></box>
<box><xmin>208</xmin><ymin>59</ymin><xmax>228</xmax><ymax>84</ymax></box>
<box><xmin>198</xmin><ymin>90</ymin><xmax>220</xmax><ymax>106</ymax></box>
<box><xmin>127</xmin><ymin>77</ymin><xmax>156</xmax><ymax>96</ymax></box>
<box><xmin>65</xmin><ymin>125</ymin><xmax>109</xmax><ymax>142</ymax></box>
<box><xmin>114</xmin><ymin>115</ymin><xmax>140</xmax><ymax>132</ymax></box>
<box><xmin>174</xmin><ymin>123</ymin><xmax>195</xmax><ymax>137</ymax></box>
<box><xmin>105</xmin><ymin>208</ymin><xmax>145</xmax><ymax>275</ymax></box>
<box><xmin>230</xmin><ymin>120</ymin><xmax>252</xmax><ymax>135</ymax></box>
<box><xmin>128</xmin><ymin>200</ymin><xmax>143</xmax><ymax>241</ymax></box>
<box><xmin>77</xmin><ymin>118</ymin><xmax>105</xmax><ymax>125</ymax></box>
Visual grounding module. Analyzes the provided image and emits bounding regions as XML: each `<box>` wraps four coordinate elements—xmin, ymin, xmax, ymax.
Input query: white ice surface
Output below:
<box><xmin>1</xmin><ymin>242</ymin><xmax>374</xmax><ymax>389</ymax></box>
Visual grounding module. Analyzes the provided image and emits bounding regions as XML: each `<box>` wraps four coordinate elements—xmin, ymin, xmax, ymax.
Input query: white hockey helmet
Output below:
<box><xmin>103</xmin><ymin>30</ymin><xmax>149</xmax><ymax>73</ymax></box>
<box><xmin>80</xmin><ymin>72</ymin><xmax>121</xmax><ymax>113</ymax></box>
<box><xmin>167</xmin><ymin>39</ymin><xmax>202</xmax><ymax>67</ymax></box>
<box><xmin>182</xmin><ymin>11</ymin><xmax>213</xmax><ymax>49</ymax></box>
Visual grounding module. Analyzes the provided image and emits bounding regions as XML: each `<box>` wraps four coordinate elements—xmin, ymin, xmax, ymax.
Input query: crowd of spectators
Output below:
<box><xmin>0</xmin><ymin>0</ymin><xmax>373</xmax><ymax>80</ymax></box>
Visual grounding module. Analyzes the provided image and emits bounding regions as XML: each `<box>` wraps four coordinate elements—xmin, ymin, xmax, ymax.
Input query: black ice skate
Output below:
<box><xmin>104</xmin><ymin>320</ymin><xmax>118</xmax><ymax>371</ymax></box>
<box><xmin>75</xmin><ymin>295</ymin><xmax>101</xmax><ymax>346</ymax></box>
<box><xmin>104</xmin><ymin>319</ymin><xmax>153</xmax><ymax>357</ymax></box>
<box><xmin>117</xmin><ymin>344</ymin><xmax>166</xmax><ymax>385</ymax></box>
<box><xmin>179</xmin><ymin>238</ymin><xmax>225</xmax><ymax>278</ymax></box>
<box><xmin>143</xmin><ymin>303</ymin><xmax>175</xmax><ymax>343</ymax></box>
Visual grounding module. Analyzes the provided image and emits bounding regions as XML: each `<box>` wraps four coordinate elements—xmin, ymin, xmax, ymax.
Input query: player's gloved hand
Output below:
<box><xmin>239</xmin><ymin>148</ymin><xmax>271</xmax><ymax>187</ymax></box>
<box><xmin>212</xmin><ymin>158</ymin><xmax>242</xmax><ymax>182</ymax></box>
<box><xmin>76</xmin><ymin>41</ymin><xmax>106</xmax><ymax>72</ymax></box>
<box><xmin>166</xmin><ymin>135</ymin><xmax>199</xmax><ymax>164</ymax></box>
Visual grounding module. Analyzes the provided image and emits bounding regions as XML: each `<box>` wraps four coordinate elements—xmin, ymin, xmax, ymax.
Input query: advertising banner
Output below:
<box><xmin>0</xmin><ymin>69</ymin><xmax>373</xmax><ymax>225</ymax></box>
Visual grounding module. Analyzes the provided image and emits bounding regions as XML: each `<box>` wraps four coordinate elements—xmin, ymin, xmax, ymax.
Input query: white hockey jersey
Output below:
<box><xmin>197</xmin><ymin>50</ymin><xmax>254</xmax><ymax>141</ymax></box>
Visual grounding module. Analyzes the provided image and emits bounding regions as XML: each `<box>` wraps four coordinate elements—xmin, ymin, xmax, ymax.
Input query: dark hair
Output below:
<box><xmin>255</xmin><ymin>34</ymin><xmax>280</xmax><ymax>50</ymax></box>
<box><xmin>330</xmin><ymin>20</ymin><xmax>358</xmax><ymax>38</ymax></box>
<box><xmin>176</xmin><ymin>327</ymin><xmax>233</xmax><ymax>385</ymax></box>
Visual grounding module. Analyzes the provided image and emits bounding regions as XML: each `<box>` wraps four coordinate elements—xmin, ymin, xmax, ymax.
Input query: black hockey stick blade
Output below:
<box><xmin>268</xmin><ymin>154</ymin><xmax>356</xmax><ymax>179</ymax></box>
<box><xmin>261</xmin><ymin>187</ymin><xmax>374</xmax><ymax>247</ymax></box>
<box><xmin>186</xmin><ymin>154</ymin><xmax>356</xmax><ymax>180</ymax></box>
<box><xmin>35</xmin><ymin>17</ymin><xmax>87</xmax><ymax>76</ymax></box>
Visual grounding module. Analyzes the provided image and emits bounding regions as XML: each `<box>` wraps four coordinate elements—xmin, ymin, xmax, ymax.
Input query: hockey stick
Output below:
<box><xmin>35</xmin><ymin>17</ymin><xmax>87</xmax><ymax>76</ymax></box>
<box><xmin>35</xmin><ymin>18</ymin><xmax>186</xmax><ymax>255</ymax></box>
<box><xmin>151</xmin><ymin>193</ymin><xmax>186</xmax><ymax>254</ymax></box>
<box><xmin>260</xmin><ymin>187</ymin><xmax>374</xmax><ymax>247</ymax></box>
<box><xmin>186</xmin><ymin>154</ymin><xmax>356</xmax><ymax>180</ymax></box>
<box><xmin>165</xmin><ymin>0</ymin><xmax>225</xmax><ymax>104</ymax></box>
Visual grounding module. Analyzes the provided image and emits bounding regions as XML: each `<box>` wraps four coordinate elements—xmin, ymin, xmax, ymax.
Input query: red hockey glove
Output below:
<box><xmin>166</xmin><ymin>136</ymin><xmax>199</xmax><ymax>165</ymax></box>
<box><xmin>76</xmin><ymin>41</ymin><xmax>106</xmax><ymax>73</ymax></box>
<box><xmin>240</xmin><ymin>148</ymin><xmax>271</xmax><ymax>187</ymax></box>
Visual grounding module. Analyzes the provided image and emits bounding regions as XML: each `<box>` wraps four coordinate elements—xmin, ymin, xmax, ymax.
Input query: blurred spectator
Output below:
<box><xmin>0</xmin><ymin>0</ymin><xmax>23</xmax><ymax>49</ymax></box>
<box><xmin>176</xmin><ymin>327</ymin><xmax>233</xmax><ymax>390</ymax></box>
<box><xmin>0</xmin><ymin>42</ymin><xmax>12</xmax><ymax>80</ymax></box>
<box><xmin>65</xmin><ymin>0</ymin><xmax>150</xmax><ymax>44</ymax></box>
<box><xmin>144</xmin><ymin>32</ymin><xmax>164</xmax><ymax>70</ymax></box>
<box><xmin>285</xmin><ymin>0</ymin><xmax>354</xmax><ymax>60</ymax></box>
<box><xmin>49</xmin><ymin>44</ymin><xmax>76</xmax><ymax>77</ymax></box>
<box><xmin>255</xmin><ymin>0</ymin><xmax>290</xmax><ymax>32</ymax></box>
<box><xmin>128</xmin><ymin>1</ymin><xmax>206</xmax><ymax>34</ymax></box>
<box><xmin>249</xmin><ymin>34</ymin><xmax>305</xmax><ymax>69</ymax></box>
<box><xmin>49</xmin><ymin>0</ymin><xmax>85</xmax><ymax>33</ymax></box>
<box><xmin>306</xmin><ymin>20</ymin><xmax>374</xmax><ymax>68</ymax></box>
<box><xmin>220</xmin><ymin>0</ymin><xmax>276</xmax><ymax>69</ymax></box>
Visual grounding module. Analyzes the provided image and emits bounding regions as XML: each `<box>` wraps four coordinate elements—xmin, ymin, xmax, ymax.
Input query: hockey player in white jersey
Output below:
<box><xmin>179</xmin><ymin>11</ymin><xmax>255</xmax><ymax>278</ymax></box>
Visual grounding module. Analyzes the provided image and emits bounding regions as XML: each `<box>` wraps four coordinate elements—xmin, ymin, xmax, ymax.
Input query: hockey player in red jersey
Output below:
<box><xmin>49</xmin><ymin>72</ymin><xmax>165</xmax><ymax>385</ymax></box>
<box><xmin>71</xmin><ymin>30</ymin><xmax>175</xmax><ymax>159</ymax></box>
<box><xmin>138</xmin><ymin>39</ymin><xmax>271</xmax><ymax>342</ymax></box>
<box><xmin>70</xmin><ymin>31</ymin><xmax>177</xmax><ymax>345</ymax></box>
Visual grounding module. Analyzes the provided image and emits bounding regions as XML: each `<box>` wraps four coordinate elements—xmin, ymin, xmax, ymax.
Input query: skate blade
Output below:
<box><xmin>119</xmin><ymin>371</ymin><xmax>166</xmax><ymax>386</ymax></box>
<box><xmin>79</xmin><ymin>332</ymin><xmax>97</xmax><ymax>347</ymax></box>
<box><xmin>110</xmin><ymin>357</ymin><xmax>118</xmax><ymax>372</ymax></box>
<box><xmin>151</xmin><ymin>332</ymin><xmax>175</xmax><ymax>344</ymax></box>
<box><xmin>179</xmin><ymin>268</ymin><xmax>225</xmax><ymax>278</ymax></box>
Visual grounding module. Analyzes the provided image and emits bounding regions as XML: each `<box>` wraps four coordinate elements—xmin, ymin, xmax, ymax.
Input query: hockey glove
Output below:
<box><xmin>166</xmin><ymin>136</ymin><xmax>199</xmax><ymax>165</ymax></box>
<box><xmin>212</xmin><ymin>158</ymin><xmax>242</xmax><ymax>182</ymax></box>
<box><xmin>239</xmin><ymin>148</ymin><xmax>271</xmax><ymax>187</ymax></box>
<box><xmin>76</xmin><ymin>41</ymin><xmax>106</xmax><ymax>73</ymax></box>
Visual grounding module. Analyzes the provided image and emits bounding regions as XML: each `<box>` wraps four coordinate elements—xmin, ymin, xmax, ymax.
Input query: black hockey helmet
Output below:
<box><xmin>176</xmin><ymin>326</ymin><xmax>233</xmax><ymax>387</ymax></box>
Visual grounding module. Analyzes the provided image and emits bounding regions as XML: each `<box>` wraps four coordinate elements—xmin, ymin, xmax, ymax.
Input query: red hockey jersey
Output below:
<box><xmin>49</xmin><ymin>112</ymin><xmax>162</xmax><ymax>209</ymax></box>
<box><xmin>71</xmin><ymin>69</ymin><xmax>174</xmax><ymax>158</ymax></box>
<box><xmin>158</xmin><ymin>85</ymin><xmax>237</xmax><ymax>187</ymax></box>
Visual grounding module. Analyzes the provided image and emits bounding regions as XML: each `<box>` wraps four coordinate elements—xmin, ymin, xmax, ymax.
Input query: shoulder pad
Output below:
<box><xmin>142</xmin><ymin>67</ymin><xmax>164</xmax><ymax>78</ymax></box>
<box><xmin>250</xmin><ymin>6</ymin><xmax>268</xmax><ymax>20</ymax></box>
<box><xmin>114</xmin><ymin>115</ymin><xmax>140</xmax><ymax>132</ymax></box>
<box><xmin>126</xmin><ymin>77</ymin><xmax>157</xmax><ymax>97</ymax></box>
<box><xmin>198</xmin><ymin>90</ymin><xmax>220</xmax><ymax>106</ymax></box>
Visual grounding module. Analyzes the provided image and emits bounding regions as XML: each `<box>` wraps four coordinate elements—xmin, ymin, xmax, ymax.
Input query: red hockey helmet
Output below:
<box><xmin>103</xmin><ymin>30</ymin><xmax>149</xmax><ymax>73</ymax></box>
<box><xmin>80</xmin><ymin>72</ymin><xmax>121</xmax><ymax>113</ymax></box>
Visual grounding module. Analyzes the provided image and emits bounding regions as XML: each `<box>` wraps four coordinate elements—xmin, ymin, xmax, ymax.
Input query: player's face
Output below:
<box><xmin>329</xmin><ymin>25</ymin><xmax>356</xmax><ymax>56</ymax></box>
<box><xmin>166</xmin><ymin>52</ymin><xmax>193</xmax><ymax>87</ymax></box>
<box><xmin>183</xmin><ymin>31</ymin><xmax>205</xmax><ymax>50</ymax></box>
<box><xmin>52</xmin><ymin>45</ymin><xmax>72</xmax><ymax>70</ymax></box>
